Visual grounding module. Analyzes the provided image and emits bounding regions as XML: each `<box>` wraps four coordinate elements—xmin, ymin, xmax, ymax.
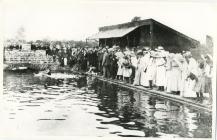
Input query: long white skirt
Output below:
<box><xmin>123</xmin><ymin>67</ymin><xmax>132</xmax><ymax>77</ymax></box>
<box><xmin>140</xmin><ymin>68</ymin><xmax>149</xmax><ymax>87</ymax></box>
<box><xmin>166</xmin><ymin>70</ymin><xmax>172</xmax><ymax>92</ymax></box>
<box><xmin>156</xmin><ymin>66</ymin><xmax>166</xmax><ymax>87</ymax></box>
<box><xmin>64</xmin><ymin>58</ymin><xmax>67</xmax><ymax>66</ymax></box>
<box><xmin>183</xmin><ymin>79</ymin><xmax>197</xmax><ymax>97</ymax></box>
<box><xmin>117</xmin><ymin>65</ymin><xmax>123</xmax><ymax>76</ymax></box>
<box><xmin>169</xmin><ymin>67</ymin><xmax>182</xmax><ymax>92</ymax></box>
<box><xmin>146</xmin><ymin>65</ymin><xmax>156</xmax><ymax>81</ymax></box>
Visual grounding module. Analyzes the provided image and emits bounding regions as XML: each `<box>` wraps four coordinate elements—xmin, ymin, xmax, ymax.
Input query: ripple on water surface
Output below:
<box><xmin>2</xmin><ymin>72</ymin><xmax>212</xmax><ymax>137</ymax></box>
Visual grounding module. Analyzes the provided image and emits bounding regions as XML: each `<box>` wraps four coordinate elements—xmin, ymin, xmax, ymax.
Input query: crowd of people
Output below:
<box><xmin>82</xmin><ymin>45</ymin><xmax>213</xmax><ymax>104</ymax></box>
<box><xmin>4</xmin><ymin>41</ymin><xmax>213</xmax><ymax>104</ymax></box>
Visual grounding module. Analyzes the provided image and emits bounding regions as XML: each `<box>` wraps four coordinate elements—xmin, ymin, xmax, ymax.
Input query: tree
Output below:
<box><xmin>15</xmin><ymin>26</ymin><xmax>26</xmax><ymax>43</ymax></box>
<box><xmin>131</xmin><ymin>16</ymin><xmax>141</xmax><ymax>22</ymax></box>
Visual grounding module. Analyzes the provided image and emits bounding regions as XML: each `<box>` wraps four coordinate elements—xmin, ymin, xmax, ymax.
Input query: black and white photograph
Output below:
<box><xmin>1</xmin><ymin>0</ymin><xmax>216</xmax><ymax>139</ymax></box>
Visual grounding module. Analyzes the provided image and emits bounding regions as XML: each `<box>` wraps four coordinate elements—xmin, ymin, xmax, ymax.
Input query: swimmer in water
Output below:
<box><xmin>46</xmin><ymin>69</ymin><xmax>51</xmax><ymax>75</ymax></box>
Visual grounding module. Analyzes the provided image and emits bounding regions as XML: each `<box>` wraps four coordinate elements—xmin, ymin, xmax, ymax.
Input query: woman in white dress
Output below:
<box><xmin>169</xmin><ymin>54</ymin><xmax>182</xmax><ymax>94</ymax></box>
<box><xmin>155</xmin><ymin>47</ymin><xmax>167</xmax><ymax>91</ymax></box>
<box><xmin>116</xmin><ymin>50</ymin><xmax>125</xmax><ymax>80</ymax></box>
<box><xmin>173</xmin><ymin>55</ymin><xmax>188</xmax><ymax>97</ymax></box>
<box><xmin>145</xmin><ymin>55</ymin><xmax>157</xmax><ymax>89</ymax></box>
<box><xmin>122</xmin><ymin>55</ymin><xmax>132</xmax><ymax>83</ymax></box>
<box><xmin>140</xmin><ymin>50</ymin><xmax>151</xmax><ymax>87</ymax></box>
<box><xmin>133</xmin><ymin>50</ymin><xmax>144</xmax><ymax>86</ymax></box>
<box><xmin>165</xmin><ymin>53</ymin><xmax>173</xmax><ymax>92</ymax></box>
<box><xmin>183</xmin><ymin>52</ymin><xmax>198</xmax><ymax>98</ymax></box>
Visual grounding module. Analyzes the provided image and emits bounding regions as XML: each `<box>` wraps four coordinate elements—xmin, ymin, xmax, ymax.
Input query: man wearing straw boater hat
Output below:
<box><xmin>155</xmin><ymin>46</ymin><xmax>167</xmax><ymax>91</ymax></box>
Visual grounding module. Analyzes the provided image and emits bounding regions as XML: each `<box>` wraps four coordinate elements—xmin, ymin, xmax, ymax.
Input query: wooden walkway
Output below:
<box><xmin>86</xmin><ymin>74</ymin><xmax>212</xmax><ymax>113</ymax></box>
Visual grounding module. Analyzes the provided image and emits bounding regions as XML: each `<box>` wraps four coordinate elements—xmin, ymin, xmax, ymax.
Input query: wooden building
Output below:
<box><xmin>88</xmin><ymin>18</ymin><xmax>200</xmax><ymax>52</ymax></box>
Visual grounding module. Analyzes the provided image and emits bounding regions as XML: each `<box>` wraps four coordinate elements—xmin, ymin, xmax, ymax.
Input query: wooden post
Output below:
<box><xmin>127</xmin><ymin>36</ymin><xmax>129</xmax><ymax>47</ymax></box>
<box><xmin>150</xmin><ymin>23</ymin><xmax>154</xmax><ymax>49</ymax></box>
<box><xmin>112</xmin><ymin>38</ymin><xmax>114</xmax><ymax>46</ymax></box>
<box><xmin>133</xmin><ymin>37</ymin><xmax>136</xmax><ymax>48</ymax></box>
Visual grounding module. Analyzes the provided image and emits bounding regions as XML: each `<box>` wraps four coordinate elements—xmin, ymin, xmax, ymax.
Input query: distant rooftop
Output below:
<box><xmin>98</xmin><ymin>18</ymin><xmax>199</xmax><ymax>44</ymax></box>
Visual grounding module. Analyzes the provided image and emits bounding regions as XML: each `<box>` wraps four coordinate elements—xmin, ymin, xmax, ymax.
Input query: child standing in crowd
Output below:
<box><xmin>122</xmin><ymin>55</ymin><xmax>132</xmax><ymax>83</ymax></box>
<box><xmin>116</xmin><ymin>49</ymin><xmax>125</xmax><ymax>80</ymax></box>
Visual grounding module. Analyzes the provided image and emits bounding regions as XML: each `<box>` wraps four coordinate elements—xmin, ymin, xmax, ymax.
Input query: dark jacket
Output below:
<box><xmin>102</xmin><ymin>52</ymin><xmax>110</xmax><ymax>66</ymax></box>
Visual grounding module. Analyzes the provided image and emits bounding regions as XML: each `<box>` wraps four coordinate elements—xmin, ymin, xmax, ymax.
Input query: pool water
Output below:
<box><xmin>1</xmin><ymin>71</ymin><xmax>212</xmax><ymax>137</ymax></box>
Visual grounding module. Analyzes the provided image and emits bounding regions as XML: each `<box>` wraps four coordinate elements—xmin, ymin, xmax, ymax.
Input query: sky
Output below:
<box><xmin>1</xmin><ymin>0</ymin><xmax>217</xmax><ymax>44</ymax></box>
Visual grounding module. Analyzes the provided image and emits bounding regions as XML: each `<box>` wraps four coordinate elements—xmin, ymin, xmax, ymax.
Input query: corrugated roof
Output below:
<box><xmin>88</xmin><ymin>26</ymin><xmax>139</xmax><ymax>39</ymax></box>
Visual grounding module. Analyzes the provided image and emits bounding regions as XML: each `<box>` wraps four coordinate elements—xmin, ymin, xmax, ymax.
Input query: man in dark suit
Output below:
<box><xmin>102</xmin><ymin>47</ymin><xmax>110</xmax><ymax>78</ymax></box>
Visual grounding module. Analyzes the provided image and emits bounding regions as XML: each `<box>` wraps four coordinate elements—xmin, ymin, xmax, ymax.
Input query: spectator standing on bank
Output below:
<box><xmin>183</xmin><ymin>51</ymin><xmax>198</xmax><ymax>98</ymax></box>
<box><xmin>122</xmin><ymin>55</ymin><xmax>132</xmax><ymax>83</ymax></box>
<box><xmin>145</xmin><ymin>52</ymin><xmax>157</xmax><ymax>89</ymax></box>
<box><xmin>133</xmin><ymin>50</ymin><xmax>143</xmax><ymax>86</ymax></box>
<box><xmin>102</xmin><ymin>47</ymin><xmax>110</xmax><ymax>78</ymax></box>
<box><xmin>116</xmin><ymin>49</ymin><xmax>125</xmax><ymax>80</ymax></box>
<box><xmin>97</xmin><ymin>47</ymin><xmax>104</xmax><ymax>75</ymax></box>
<box><xmin>109</xmin><ymin>49</ymin><xmax>118</xmax><ymax>79</ymax></box>
<box><xmin>169</xmin><ymin>54</ymin><xmax>182</xmax><ymax>94</ymax></box>
<box><xmin>140</xmin><ymin>47</ymin><xmax>151</xmax><ymax>87</ymax></box>
<box><xmin>130</xmin><ymin>49</ymin><xmax>138</xmax><ymax>84</ymax></box>
<box><xmin>201</xmin><ymin>54</ymin><xmax>213</xmax><ymax>104</ymax></box>
<box><xmin>155</xmin><ymin>46</ymin><xmax>167</xmax><ymax>91</ymax></box>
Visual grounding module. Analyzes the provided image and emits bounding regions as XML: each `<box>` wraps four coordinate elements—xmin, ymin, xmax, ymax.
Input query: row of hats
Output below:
<box><xmin>137</xmin><ymin>46</ymin><xmax>166</xmax><ymax>57</ymax></box>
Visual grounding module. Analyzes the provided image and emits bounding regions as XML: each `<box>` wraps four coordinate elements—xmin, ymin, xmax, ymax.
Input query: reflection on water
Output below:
<box><xmin>1</xmin><ymin>71</ymin><xmax>212</xmax><ymax>137</ymax></box>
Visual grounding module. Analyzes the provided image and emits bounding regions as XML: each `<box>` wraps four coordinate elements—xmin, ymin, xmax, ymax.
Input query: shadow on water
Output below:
<box><xmin>3</xmin><ymin>71</ymin><xmax>212</xmax><ymax>137</ymax></box>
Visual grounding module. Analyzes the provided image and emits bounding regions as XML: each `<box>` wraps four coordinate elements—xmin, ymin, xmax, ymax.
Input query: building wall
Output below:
<box><xmin>138</xmin><ymin>25</ymin><xmax>151</xmax><ymax>47</ymax></box>
<box><xmin>98</xmin><ymin>23</ymin><xmax>197</xmax><ymax>52</ymax></box>
<box><xmin>152</xmin><ymin>23</ymin><xmax>195</xmax><ymax>53</ymax></box>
